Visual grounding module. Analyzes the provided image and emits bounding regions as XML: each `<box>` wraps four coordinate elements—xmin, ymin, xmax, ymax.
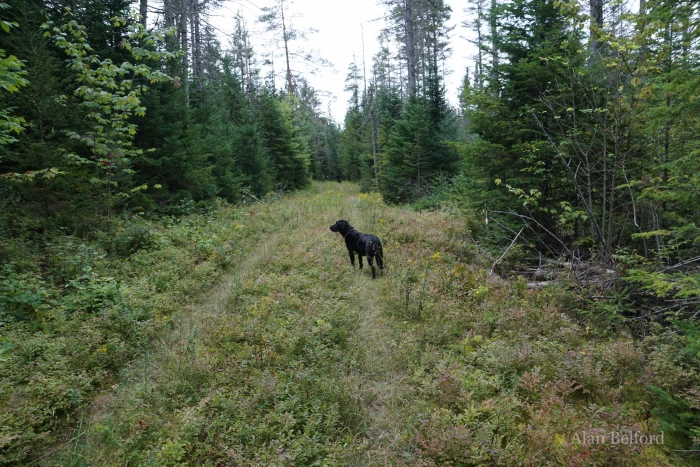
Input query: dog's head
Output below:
<box><xmin>329</xmin><ymin>220</ymin><xmax>351</xmax><ymax>235</ymax></box>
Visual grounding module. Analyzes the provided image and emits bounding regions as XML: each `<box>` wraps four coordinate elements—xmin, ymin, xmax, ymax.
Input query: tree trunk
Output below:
<box><xmin>590</xmin><ymin>0</ymin><xmax>604</xmax><ymax>57</ymax></box>
<box><xmin>165</xmin><ymin>0</ymin><xmax>176</xmax><ymax>28</ymax></box>
<box><xmin>475</xmin><ymin>0</ymin><xmax>484</xmax><ymax>88</ymax></box>
<box><xmin>245</xmin><ymin>33</ymin><xmax>253</xmax><ymax>99</ymax></box>
<box><xmin>489</xmin><ymin>0</ymin><xmax>499</xmax><ymax>90</ymax></box>
<box><xmin>418</xmin><ymin>0</ymin><xmax>425</xmax><ymax>91</ymax></box>
<box><xmin>192</xmin><ymin>0</ymin><xmax>201</xmax><ymax>90</ymax></box>
<box><xmin>405</xmin><ymin>0</ymin><xmax>416</xmax><ymax>97</ymax></box>
<box><xmin>362</xmin><ymin>22</ymin><xmax>367</xmax><ymax>97</ymax></box>
<box><xmin>369</xmin><ymin>83</ymin><xmax>379</xmax><ymax>189</ymax></box>
<box><xmin>180</xmin><ymin>0</ymin><xmax>189</xmax><ymax>106</ymax></box>
<box><xmin>190</xmin><ymin>2</ymin><xmax>197</xmax><ymax>86</ymax></box>
<box><xmin>140</xmin><ymin>0</ymin><xmax>147</xmax><ymax>27</ymax></box>
<box><xmin>281</xmin><ymin>0</ymin><xmax>293</xmax><ymax>95</ymax></box>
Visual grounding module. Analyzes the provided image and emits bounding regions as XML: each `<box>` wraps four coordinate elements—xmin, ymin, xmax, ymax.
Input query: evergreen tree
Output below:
<box><xmin>232</xmin><ymin>122</ymin><xmax>273</xmax><ymax>197</ymax></box>
<box><xmin>381</xmin><ymin>95</ymin><xmax>456</xmax><ymax>203</ymax></box>
<box><xmin>339</xmin><ymin>60</ymin><xmax>368</xmax><ymax>182</ymax></box>
<box><xmin>458</xmin><ymin>0</ymin><xmax>584</xmax><ymax>246</ymax></box>
<box><xmin>255</xmin><ymin>91</ymin><xmax>310</xmax><ymax>190</ymax></box>
<box><xmin>339</xmin><ymin>108</ymin><xmax>364</xmax><ymax>182</ymax></box>
<box><xmin>135</xmin><ymin>89</ymin><xmax>218</xmax><ymax>204</ymax></box>
<box><xmin>220</xmin><ymin>56</ymin><xmax>272</xmax><ymax>198</ymax></box>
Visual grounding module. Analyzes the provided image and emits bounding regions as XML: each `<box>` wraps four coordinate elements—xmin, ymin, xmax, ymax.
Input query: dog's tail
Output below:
<box><xmin>369</xmin><ymin>241</ymin><xmax>384</xmax><ymax>260</ymax></box>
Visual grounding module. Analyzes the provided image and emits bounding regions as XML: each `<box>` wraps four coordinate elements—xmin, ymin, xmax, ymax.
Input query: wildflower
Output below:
<box><xmin>432</xmin><ymin>252</ymin><xmax>441</xmax><ymax>261</ymax></box>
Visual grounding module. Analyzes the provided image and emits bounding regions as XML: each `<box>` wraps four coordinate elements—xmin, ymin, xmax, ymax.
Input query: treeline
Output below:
<box><xmin>0</xmin><ymin>0</ymin><xmax>341</xmax><ymax>231</ymax></box>
<box><xmin>338</xmin><ymin>0</ymin><xmax>460</xmax><ymax>203</ymax></box>
<box><xmin>455</xmin><ymin>0</ymin><xmax>699</xmax><ymax>318</ymax></box>
<box><xmin>337</xmin><ymin>0</ymin><xmax>699</xmax><ymax>318</ymax></box>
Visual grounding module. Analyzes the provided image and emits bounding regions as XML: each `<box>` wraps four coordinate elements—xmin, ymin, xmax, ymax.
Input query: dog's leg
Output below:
<box><xmin>376</xmin><ymin>249</ymin><xmax>384</xmax><ymax>277</ymax></box>
<box><xmin>348</xmin><ymin>250</ymin><xmax>355</xmax><ymax>268</ymax></box>
<box><xmin>358</xmin><ymin>254</ymin><xmax>364</xmax><ymax>270</ymax></box>
<box><xmin>367</xmin><ymin>255</ymin><xmax>376</xmax><ymax>279</ymax></box>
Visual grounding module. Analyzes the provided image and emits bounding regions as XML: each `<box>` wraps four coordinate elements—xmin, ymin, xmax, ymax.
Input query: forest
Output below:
<box><xmin>1</xmin><ymin>0</ymin><xmax>699</xmax><ymax>464</ymax></box>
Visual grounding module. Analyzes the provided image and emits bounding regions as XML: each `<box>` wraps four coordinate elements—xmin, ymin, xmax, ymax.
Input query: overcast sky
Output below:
<box><xmin>211</xmin><ymin>0</ymin><xmax>476</xmax><ymax>123</ymax></box>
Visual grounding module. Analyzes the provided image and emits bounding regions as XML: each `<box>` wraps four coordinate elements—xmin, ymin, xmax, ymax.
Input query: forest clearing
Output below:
<box><xmin>2</xmin><ymin>0</ymin><xmax>699</xmax><ymax>464</ymax></box>
<box><xmin>0</xmin><ymin>182</ymin><xmax>694</xmax><ymax>466</ymax></box>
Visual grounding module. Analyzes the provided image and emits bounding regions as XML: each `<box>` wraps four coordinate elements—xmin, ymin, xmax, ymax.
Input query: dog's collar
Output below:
<box><xmin>342</xmin><ymin>228</ymin><xmax>356</xmax><ymax>238</ymax></box>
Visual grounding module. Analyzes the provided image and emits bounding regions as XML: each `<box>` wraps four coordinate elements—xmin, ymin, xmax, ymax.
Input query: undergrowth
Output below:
<box><xmin>1</xmin><ymin>182</ymin><xmax>698</xmax><ymax>466</ymax></box>
<box><xmin>0</xmin><ymin>200</ymin><xmax>258</xmax><ymax>465</ymax></box>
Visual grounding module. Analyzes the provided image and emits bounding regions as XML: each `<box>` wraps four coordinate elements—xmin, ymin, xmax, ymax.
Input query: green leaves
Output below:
<box><xmin>43</xmin><ymin>10</ymin><xmax>176</xmax><ymax>219</ymax></box>
<box><xmin>0</xmin><ymin>3</ymin><xmax>28</xmax><ymax>155</ymax></box>
<box><xmin>0</xmin><ymin>2</ymin><xmax>17</xmax><ymax>34</ymax></box>
<box><xmin>1</xmin><ymin>167</ymin><xmax>66</xmax><ymax>182</ymax></box>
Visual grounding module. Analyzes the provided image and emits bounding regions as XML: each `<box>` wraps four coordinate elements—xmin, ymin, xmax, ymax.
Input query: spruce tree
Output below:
<box><xmin>255</xmin><ymin>92</ymin><xmax>310</xmax><ymax>190</ymax></box>
<box><xmin>381</xmin><ymin>95</ymin><xmax>455</xmax><ymax>203</ymax></box>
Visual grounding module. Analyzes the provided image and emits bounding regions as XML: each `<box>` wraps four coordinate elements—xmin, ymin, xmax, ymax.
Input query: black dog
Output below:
<box><xmin>330</xmin><ymin>220</ymin><xmax>384</xmax><ymax>279</ymax></box>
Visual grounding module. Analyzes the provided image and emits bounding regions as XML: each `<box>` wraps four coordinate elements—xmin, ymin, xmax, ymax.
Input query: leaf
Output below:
<box><xmin>632</xmin><ymin>230</ymin><xmax>671</xmax><ymax>240</ymax></box>
<box><xmin>554</xmin><ymin>433</ymin><xmax>566</xmax><ymax>447</ymax></box>
<box><xmin>43</xmin><ymin>168</ymin><xmax>64</xmax><ymax>179</ymax></box>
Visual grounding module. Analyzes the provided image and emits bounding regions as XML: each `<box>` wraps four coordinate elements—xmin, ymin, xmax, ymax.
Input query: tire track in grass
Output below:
<box><xmin>327</xmin><ymin>191</ymin><xmax>428</xmax><ymax>466</ymax></box>
<box><xmin>44</xmin><ymin>182</ymin><xmax>431</xmax><ymax>466</ymax></box>
<box><xmin>268</xmin><ymin>185</ymin><xmax>418</xmax><ymax>464</ymax></box>
<box><xmin>343</xmin><ymin>277</ymin><xmax>416</xmax><ymax>466</ymax></box>
<box><xmin>41</xmin><ymin>206</ymin><xmax>283</xmax><ymax>466</ymax></box>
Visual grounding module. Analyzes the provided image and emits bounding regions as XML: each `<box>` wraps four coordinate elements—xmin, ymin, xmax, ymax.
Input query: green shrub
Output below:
<box><xmin>0</xmin><ymin>201</ymin><xmax>256</xmax><ymax>465</ymax></box>
<box><xmin>44</xmin><ymin>237</ymin><xmax>106</xmax><ymax>286</ymax></box>
<box><xmin>102</xmin><ymin>216</ymin><xmax>158</xmax><ymax>257</ymax></box>
<box><xmin>647</xmin><ymin>319</ymin><xmax>700</xmax><ymax>448</ymax></box>
<box><xmin>0</xmin><ymin>262</ymin><xmax>53</xmax><ymax>323</ymax></box>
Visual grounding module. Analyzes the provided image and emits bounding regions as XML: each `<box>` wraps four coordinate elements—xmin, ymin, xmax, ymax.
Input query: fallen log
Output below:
<box><xmin>527</xmin><ymin>281</ymin><xmax>559</xmax><ymax>289</ymax></box>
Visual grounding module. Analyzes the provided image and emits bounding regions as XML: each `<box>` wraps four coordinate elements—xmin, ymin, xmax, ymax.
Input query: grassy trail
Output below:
<box><xmin>42</xmin><ymin>182</ymin><xmax>680</xmax><ymax>466</ymax></box>
<box><xmin>43</xmin><ymin>182</ymin><xmax>444</xmax><ymax>465</ymax></box>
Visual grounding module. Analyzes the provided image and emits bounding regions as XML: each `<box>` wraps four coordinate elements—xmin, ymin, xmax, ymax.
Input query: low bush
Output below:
<box><xmin>3</xmin><ymin>182</ymin><xmax>695</xmax><ymax>466</ymax></box>
<box><xmin>0</xmin><ymin>201</ymin><xmax>256</xmax><ymax>465</ymax></box>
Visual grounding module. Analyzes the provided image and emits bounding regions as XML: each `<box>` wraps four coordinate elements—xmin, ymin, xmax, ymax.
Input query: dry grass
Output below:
<box><xmin>37</xmin><ymin>182</ymin><xmax>685</xmax><ymax>466</ymax></box>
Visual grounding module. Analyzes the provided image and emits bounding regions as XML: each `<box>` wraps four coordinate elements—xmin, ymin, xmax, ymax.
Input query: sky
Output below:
<box><xmin>211</xmin><ymin>0</ymin><xmax>476</xmax><ymax>123</ymax></box>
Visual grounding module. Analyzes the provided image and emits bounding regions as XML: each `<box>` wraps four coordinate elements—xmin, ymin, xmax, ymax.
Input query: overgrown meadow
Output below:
<box><xmin>1</xmin><ymin>182</ymin><xmax>698</xmax><ymax>466</ymax></box>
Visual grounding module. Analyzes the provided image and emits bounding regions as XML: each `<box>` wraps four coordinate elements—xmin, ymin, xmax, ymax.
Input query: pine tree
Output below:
<box><xmin>220</xmin><ymin>57</ymin><xmax>273</xmax><ymax>198</ymax></box>
<box><xmin>339</xmin><ymin>60</ymin><xmax>368</xmax><ymax>182</ymax></box>
<box><xmin>255</xmin><ymin>92</ymin><xmax>310</xmax><ymax>190</ymax></box>
<box><xmin>381</xmin><ymin>95</ymin><xmax>456</xmax><ymax>203</ymax></box>
<box><xmin>459</xmin><ymin>0</ymin><xmax>584</xmax><ymax>246</ymax></box>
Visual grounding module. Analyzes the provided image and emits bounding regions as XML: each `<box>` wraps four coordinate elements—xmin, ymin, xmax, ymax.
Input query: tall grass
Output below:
<box><xmin>25</xmin><ymin>182</ymin><xmax>694</xmax><ymax>466</ymax></box>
